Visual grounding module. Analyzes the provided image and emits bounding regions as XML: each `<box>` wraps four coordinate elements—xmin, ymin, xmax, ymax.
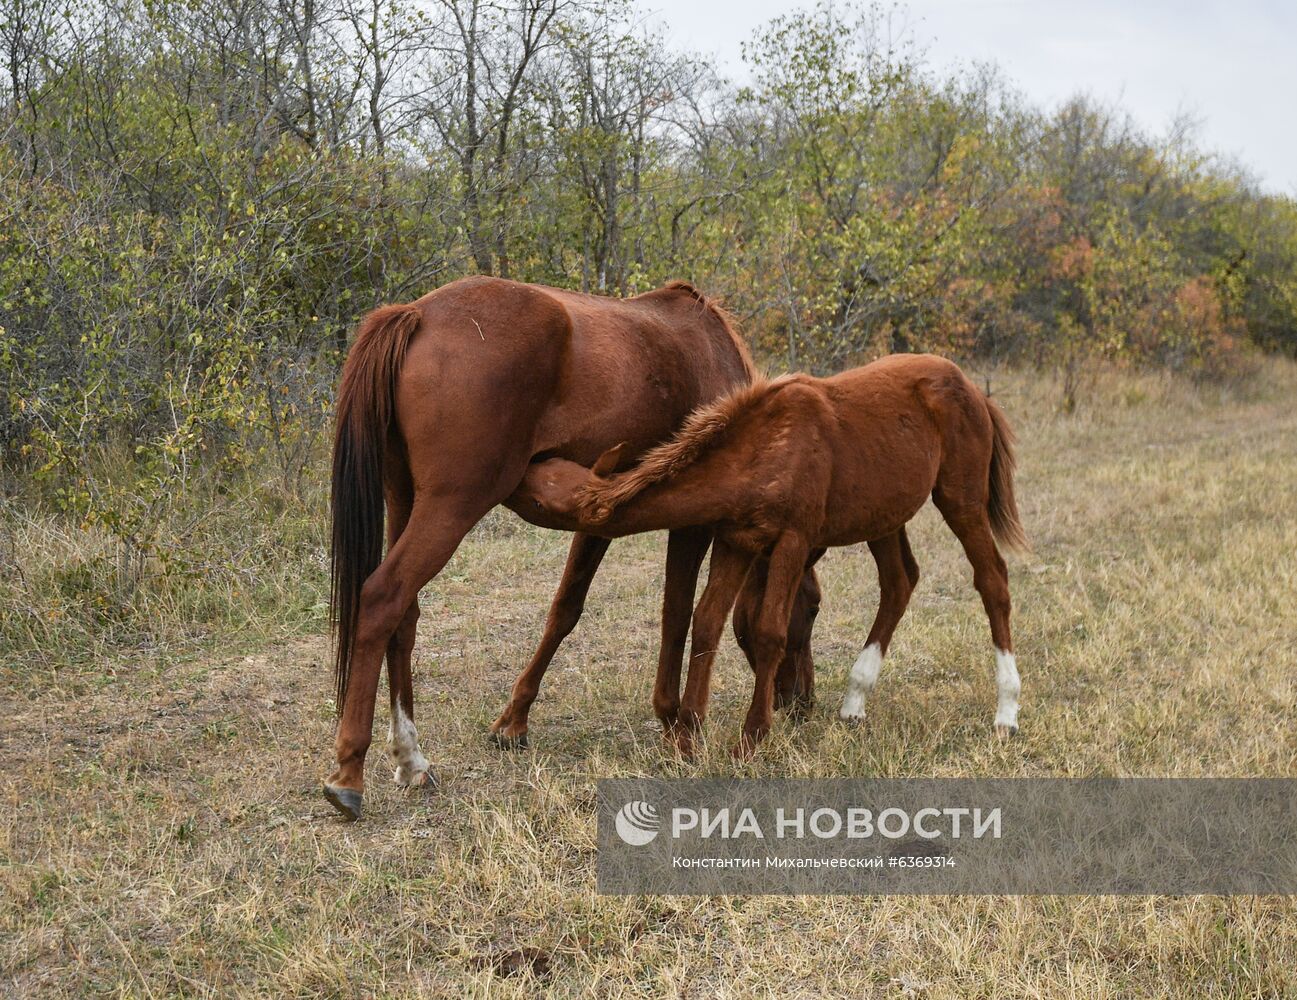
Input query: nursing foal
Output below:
<box><xmin>516</xmin><ymin>353</ymin><xmax>1028</xmax><ymax>758</ymax></box>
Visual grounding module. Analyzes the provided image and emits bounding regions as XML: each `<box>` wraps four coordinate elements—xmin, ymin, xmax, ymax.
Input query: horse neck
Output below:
<box><xmin>594</xmin><ymin>473</ymin><xmax>729</xmax><ymax>537</ymax></box>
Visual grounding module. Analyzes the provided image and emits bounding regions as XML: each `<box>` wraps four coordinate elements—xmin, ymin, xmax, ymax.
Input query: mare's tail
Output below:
<box><xmin>330</xmin><ymin>304</ymin><xmax>421</xmax><ymax>714</ymax></box>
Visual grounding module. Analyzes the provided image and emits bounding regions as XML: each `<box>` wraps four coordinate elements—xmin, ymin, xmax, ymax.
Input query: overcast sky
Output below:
<box><xmin>642</xmin><ymin>0</ymin><xmax>1296</xmax><ymax>194</ymax></box>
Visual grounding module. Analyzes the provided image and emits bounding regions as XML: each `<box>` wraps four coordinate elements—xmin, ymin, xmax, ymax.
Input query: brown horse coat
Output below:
<box><xmin>324</xmin><ymin>276</ymin><xmax>822</xmax><ymax>818</ymax></box>
<box><xmin>517</xmin><ymin>353</ymin><xmax>1027</xmax><ymax>757</ymax></box>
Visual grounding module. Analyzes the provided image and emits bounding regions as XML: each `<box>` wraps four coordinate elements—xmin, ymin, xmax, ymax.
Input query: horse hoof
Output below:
<box><xmin>839</xmin><ymin>713</ymin><xmax>865</xmax><ymax>729</ymax></box>
<box><xmin>663</xmin><ymin>731</ymin><xmax>695</xmax><ymax>761</ymax></box>
<box><xmin>398</xmin><ymin>769</ymin><xmax>439</xmax><ymax>792</ymax></box>
<box><xmin>729</xmin><ymin>741</ymin><xmax>757</xmax><ymax>762</ymax></box>
<box><xmin>994</xmin><ymin>723</ymin><xmax>1019</xmax><ymax>740</ymax></box>
<box><xmin>323</xmin><ymin>784</ymin><xmax>363</xmax><ymax>821</ymax></box>
<box><xmin>488</xmin><ymin>729</ymin><xmax>529</xmax><ymax>751</ymax></box>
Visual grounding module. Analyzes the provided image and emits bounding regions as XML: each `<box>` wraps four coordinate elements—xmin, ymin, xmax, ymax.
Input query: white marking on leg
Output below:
<box><xmin>994</xmin><ymin>648</ymin><xmax>1021</xmax><ymax>733</ymax></box>
<box><xmin>389</xmin><ymin>702</ymin><xmax>430</xmax><ymax>785</ymax></box>
<box><xmin>839</xmin><ymin>642</ymin><xmax>883</xmax><ymax>722</ymax></box>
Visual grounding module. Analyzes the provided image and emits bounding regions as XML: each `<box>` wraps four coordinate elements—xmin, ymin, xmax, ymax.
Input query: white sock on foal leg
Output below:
<box><xmin>993</xmin><ymin>648</ymin><xmax>1020</xmax><ymax>736</ymax></box>
<box><xmin>839</xmin><ymin>642</ymin><xmax>883</xmax><ymax>722</ymax></box>
<box><xmin>389</xmin><ymin>702</ymin><xmax>431</xmax><ymax>785</ymax></box>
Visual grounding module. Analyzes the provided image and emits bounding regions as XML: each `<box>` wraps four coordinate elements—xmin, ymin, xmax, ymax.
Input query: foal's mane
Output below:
<box><xmin>577</xmin><ymin>374</ymin><xmax>789</xmax><ymax>522</ymax></box>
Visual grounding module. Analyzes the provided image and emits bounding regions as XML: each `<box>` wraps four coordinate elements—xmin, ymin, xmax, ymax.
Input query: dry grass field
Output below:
<box><xmin>3</xmin><ymin>363</ymin><xmax>1296</xmax><ymax>997</ymax></box>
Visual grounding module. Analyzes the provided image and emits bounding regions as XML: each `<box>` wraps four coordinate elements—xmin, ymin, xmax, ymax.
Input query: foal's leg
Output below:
<box><xmin>673</xmin><ymin>540</ymin><xmax>752</xmax><ymax>757</ymax></box>
<box><xmin>734</xmin><ymin>532</ymin><xmax>811</xmax><ymax>760</ymax></box>
<box><xmin>899</xmin><ymin>526</ymin><xmax>920</xmax><ymax>590</ymax></box>
<box><xmin>489</xmin><ymin>532</ymin><xmax>611</xmax><ymax>748</ymax></box>
<box><xmin>933</xmin><ymin>495</ymin><xmax>1020</xmax><ymax>738</ymax></box>
<box><xmin>839</xmin><ymin>529</ymin><xmax>918</xmax><ymax>725</ymax></box>
<box><xmin>652</xmin><ymin>527</ymin><xmax>712</xmax><ymax>732</ymax></box>
<box><xmin>732</xmin><ymin>556</ymin><xmax>765</xmax><ymax>673</ymax></box>
<box><xmin>734</xmin><ymin>557</ymin><xmax>822</xmax><ymax>718</ymax></box>
<box><xmin>783</xmin><ymin>556</ymin><xmax>824</xmax><ymax>715</ymax></box>
<box><xmin>383</xmin><ymin>482</ymin><xmax>433</xmax><ymax>789</ymax></box>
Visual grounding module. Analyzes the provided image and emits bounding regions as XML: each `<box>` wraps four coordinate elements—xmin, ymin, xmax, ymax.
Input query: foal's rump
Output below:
<box><xmin>819</xmin><ymin>354</ymin><xmax>1026</xmax><ymax>552</ymax></box>
<box><xmin>906</xmin><ymin>353</ymin><xmax>1027</xmax><ymax>552</ymax></box>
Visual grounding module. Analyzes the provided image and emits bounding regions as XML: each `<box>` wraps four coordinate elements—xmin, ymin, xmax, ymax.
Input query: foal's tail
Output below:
<box><xmin>983</xmin><ymin>394</ymin><xmax>1029</xmax><ymax>553</ymax></box>
<box><xmin>330</xmin><ymin>303</ymin><xmax>421</xmax><ymax>715</ymax></box>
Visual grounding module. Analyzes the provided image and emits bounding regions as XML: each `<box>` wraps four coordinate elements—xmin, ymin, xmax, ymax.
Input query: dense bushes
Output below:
<box><xmin>5</xmin><ymin>2</ymin><xmax>1294</xmax><ymax>454</ymax></box>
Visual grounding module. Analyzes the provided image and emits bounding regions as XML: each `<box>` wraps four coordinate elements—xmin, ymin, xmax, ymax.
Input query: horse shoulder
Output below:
<box><xmin>752</xmin><ymin>378</ymin><xmax>836</xmax><ymax>511</ymax></box>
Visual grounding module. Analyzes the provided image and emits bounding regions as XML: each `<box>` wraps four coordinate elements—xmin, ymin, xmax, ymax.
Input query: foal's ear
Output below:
<box><xmin>591</xmin><ymin>442</ymin><xmax>627</xmax><ymax>477</ymax></box>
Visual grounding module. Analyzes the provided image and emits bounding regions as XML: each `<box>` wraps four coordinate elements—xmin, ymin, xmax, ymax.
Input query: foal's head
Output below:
<box><xmin>519</xmin><ymin>444</ymin><xmax>626</xmax><ymax>526</ymax></box>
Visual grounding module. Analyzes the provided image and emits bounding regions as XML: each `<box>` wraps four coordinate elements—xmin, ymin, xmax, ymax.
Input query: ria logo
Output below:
<box><xmin>614</xmin><ymin>800</ymin><xmax>660</xmax><ymax>846</ymax></box>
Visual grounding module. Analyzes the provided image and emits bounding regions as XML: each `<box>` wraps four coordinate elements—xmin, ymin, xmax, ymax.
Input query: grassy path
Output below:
<box><xmin>3</xmin><ymin>367</ymin><xmax>1296</xmax><ymax>996</ymax></box>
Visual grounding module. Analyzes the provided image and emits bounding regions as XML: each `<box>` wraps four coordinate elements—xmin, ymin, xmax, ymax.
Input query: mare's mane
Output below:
<box><xmin>652</xmin><ymin>280</ymin><xmax>757</xmax><ymax>382</ymax></box>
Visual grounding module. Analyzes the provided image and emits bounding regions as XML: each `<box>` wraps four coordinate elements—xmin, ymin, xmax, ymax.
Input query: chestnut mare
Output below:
<box><xmin>517</xmin><ymin>353</ymin><xmax>1029</xmax><ymax>758</ymax></box>
<box><xmin>325</xmin><ymin>276</ymin><xmax>822</xmax><ymax>819</ymax></box>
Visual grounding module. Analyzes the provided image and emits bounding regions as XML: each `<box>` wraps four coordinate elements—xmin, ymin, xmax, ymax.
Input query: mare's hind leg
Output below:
<box><xmin>839</xmin><ymin>529</ymin><xmax>918</xmax><ymax>725</ymax></box>
<box><xmin>489</xmin><ymin>532</ymin><xmax>611</xmax><ymax>748</ymax></box>
<box><xmin>932</xmin><ymin>493</ymin><xmax>1020</xmax><ymax>738</ymax></box>
<box><xmin>325</xmin><ymin>496</ymin><xmax>493</xmax><ymax>819</ymax></box>
<box><xmin>387</xmin><ymin>601</ymin><xmax>429</xmax><ymax>786</ymax></box>
<box><xmin>383</xmin><ymin>482</ymin><xmax>434</xmax><ymax>789</ymax></box>
<box><xmin>732</xmin><ymin>557</ymin><xmax>765</xmax><ymax>680</ymax></box>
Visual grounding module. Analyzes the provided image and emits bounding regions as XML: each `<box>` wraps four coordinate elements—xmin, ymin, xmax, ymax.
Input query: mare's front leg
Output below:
<box><xmin>651</xmin><ymin>527</ymin><xmax>712</xmax><ymax>734</ymax></box>
<box><xmin>672</xmin><ymin>540</ymin><xmax>752</xmax><ymax>758</ymax></box>
<box><xmin>490</xmin><ymin>532</ymin><xmax>611</xmax><ymax>748</ymax></box>
<box><xmin>733</xmin><ymin>532</ymin><xmax>811</xmax><ymax>760</ymax></box>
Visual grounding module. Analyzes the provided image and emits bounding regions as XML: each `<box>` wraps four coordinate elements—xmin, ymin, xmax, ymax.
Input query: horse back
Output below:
<box><xmin>813</xmin><ymin>355</ymin><xmax>991</xmax><ymax>542</ymax></box>
<box><xmin>825</xmin><ymin>353</ymin><xmax>990</xmax><ymax>447</ymax></box>
<box><xmin>531</xmin><ymin>281</ymin><xmax>754</xmax><ymax>464</ymax></box>
<box><xmin>393</xmin><ymin>276</ymin><xmax>752</xmax><ymax>487</ymax></box>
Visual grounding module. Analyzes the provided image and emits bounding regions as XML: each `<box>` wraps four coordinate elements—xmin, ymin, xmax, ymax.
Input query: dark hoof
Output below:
<box><xmin>662</xmin><ymin>726</ymin><xmax>696</xmax><ymax>761</ymax></box>
<box><xmin>994</xmin><ymin>723</ymin><xmax>1019</xmax><ymax>740</ymax></box>
<box><xmin>488</xmin><ymin>729</ymin><xmax>529</xmax><ymax>751</ymax></box>
<box><xmin>729</xmin><ymin>740</ymin><xmax>758</xmax><ymax>762</ymax></box>
<box><xmin>323</xmin><ymin>784</ymin><xmax>363</xmax><ymax>821</ymax></box>
<box><xmin>672</xmin><ymin>741</ymin><xmax>697</xmax><ymax>763</ymax></box>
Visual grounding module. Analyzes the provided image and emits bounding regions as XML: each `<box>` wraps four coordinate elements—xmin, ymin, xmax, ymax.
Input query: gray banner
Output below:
<box><xmin>597</xmin><ymin>779</ymin><xmax>1297</xmax><ymax>894</ymax></box>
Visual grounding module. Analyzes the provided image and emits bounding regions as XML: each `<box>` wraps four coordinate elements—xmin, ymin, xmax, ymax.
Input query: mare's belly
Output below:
<box><xmin>532</xmin><ymin>362</ymin><xmax>737</xmax><ymax>466</ymax></box>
